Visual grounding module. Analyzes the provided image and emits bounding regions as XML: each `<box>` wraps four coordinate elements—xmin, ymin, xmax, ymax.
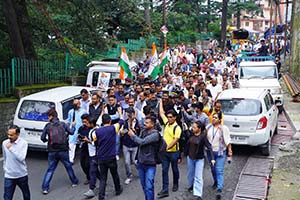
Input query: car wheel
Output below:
<box><xmin>261</xmin><ymin>139</ymin><xmax>271</xmax><ymax>156</ymax></box>
<box><xmin>278</xmin><ymin>106</ymin><xmax>283</xmax><ymax>114</ymax></box>
<box><xmin>274</xmin><ymin>126</ymin><xmax>278</xmax><ymax>135</ymax></box>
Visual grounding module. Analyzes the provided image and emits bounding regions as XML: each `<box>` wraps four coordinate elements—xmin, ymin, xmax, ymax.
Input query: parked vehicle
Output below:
<box><xmin>218</xmin><ymin>89</ymin><xmax>278</xmax><ymax>156</ymax></box>
<box><xmin>13</xmin><ymin>86</ymin><xmax>96</xmax><ymax>150</ymax></box>
<box><xmin>237</xmin><ymin>56</ymin><xmax>283</xmax><ymax>113</ymax></box>
<box><xmin>86</xmin><ymin>59</ymin><xmax>137</xmax><ymax>89</ymax></box>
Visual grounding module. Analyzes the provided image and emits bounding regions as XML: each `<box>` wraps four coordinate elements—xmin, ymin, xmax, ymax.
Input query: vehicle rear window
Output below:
<box><xmin>219</xmin><ymin>99</ymin><xmax>262</xmax><ymax>116</ymax></box>
<box><xmin>18</xmin><ymin>100</ymin><xmax>55</xmax><ymax>121</ymax></box>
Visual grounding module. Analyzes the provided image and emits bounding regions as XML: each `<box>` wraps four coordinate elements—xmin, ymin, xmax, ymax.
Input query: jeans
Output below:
<box><xmin>98</xmin><ymin>159</ymin><xmax>121</xmax><ymax>200</ymax></box>
<box><xmin>138</xmin><ymin>163</ymin><xmax>156</xmax><ymax>200</ymax></box>
<box><xmin>206</xmin><ymin>150</ymin><xmax>226</xmax><ymax>191</ymax></box>
<box><xmin>187</xmin><ymin>156</ymin><xmax>204</xmax><ymax>197</ymax></box>
<box><xmin>162</xmin><ymin>151</ymin><xmax>180</xmax><ymax>192</ymax></box>
<box><xmin>80</xmin><ymin>148</ymin><xmax>90</xmax><ymax>180</ymax></box>
<box><xmin>89</xmin><ymin>156</ymin><xmax>100</xmax><ymax>190</ymax></box>
<box><xmin>42</xmin><ymin>151</ymin><xmax>79</xmax><ymax>191</ymax></box>
<box><xmin>4</xmin><ymin>176</ymin><xmax>30</xmax><ymax>200</ymax></box>
<box><xmin>116</xmin><ymin>134</ymin><xmax>120</xmax><ymax>155</ymax></box>
<box><xmin>123</xmin><ymin>145</ymin><xmax>138</xmax><ymax>178</ymax></box>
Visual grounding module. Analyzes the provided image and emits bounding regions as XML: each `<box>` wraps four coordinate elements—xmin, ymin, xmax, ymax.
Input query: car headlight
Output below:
<box><xmin>271</xmin><ymin>88</ymin><xmax>281</xmax><ymax>95</ymax></box>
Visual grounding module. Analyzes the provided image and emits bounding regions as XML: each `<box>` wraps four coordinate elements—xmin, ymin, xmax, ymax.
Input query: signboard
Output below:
<box><xmin>97</xmin><ymin>72</ymin><xmax>111</xmax><ymax>90</ymax></box>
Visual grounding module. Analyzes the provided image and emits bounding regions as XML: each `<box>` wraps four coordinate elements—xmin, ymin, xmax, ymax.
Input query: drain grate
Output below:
<box><xmin>233</xmin><ymin>157</ymin><xmax>274</xmax><ymax>200</ymax></box>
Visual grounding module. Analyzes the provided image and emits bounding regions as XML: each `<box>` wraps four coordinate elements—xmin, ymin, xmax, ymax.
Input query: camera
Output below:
<box><xmin>78</xmin><ymin>134</ymin><xmax>85</xmax><ymax>141</ymax></box>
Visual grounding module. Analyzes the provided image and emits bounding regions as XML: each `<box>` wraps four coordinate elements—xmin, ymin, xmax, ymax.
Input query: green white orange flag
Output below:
<box><xmin>119</xmin><ymin>47</ymin><xmax>132</xmax><ymax>80</ymax></box>
<box><xmin>146</xmin><ymin>43</ymin><xmax>158</xmax><ymax>77</ymax></box>
<box><xmin>150</xmin><ymin>50</ymin><xmax>168</xmax><ymax>79</ymax></box>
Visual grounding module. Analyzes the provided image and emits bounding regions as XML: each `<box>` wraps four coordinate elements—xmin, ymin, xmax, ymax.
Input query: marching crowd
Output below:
<box><xmin>3</xmin><ymin>40</ymin><xmax>278</xmax><ymax>200</ymax></box>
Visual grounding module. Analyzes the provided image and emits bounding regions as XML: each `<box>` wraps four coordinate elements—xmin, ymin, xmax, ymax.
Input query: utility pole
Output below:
<box><xmin>274</xmin><ymin>0</ymin><xmax>278</xmax><ymax>56</ymax></box>
<box><xmin>162</xmin><ymin>0</ymin><xmax>167</xmax><ymax>49</ymax></box>
<box><xmin>268</xmin><ymin>0</ymin><xmax>273</xmax><ymax>54</ymax></box>
<box><xmin>284</xmin><ymin>0</ymin><xmax>289</xmax><ymax>58</ymax></box>
<box><xmin>220</xmin><ymin>0</ymin><xmax>229</xmax><ymax>50</ymax></box>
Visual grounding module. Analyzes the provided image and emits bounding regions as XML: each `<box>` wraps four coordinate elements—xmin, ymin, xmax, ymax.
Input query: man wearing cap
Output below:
<box><xmin>182</xmin><ymin>102</ymin><xmax>209</xmax><ymax>127</ymax></box>
<box><xmin>121</xmin><ymin>107</ymin><xmax>140</xmax><ymax>185</ymax></box>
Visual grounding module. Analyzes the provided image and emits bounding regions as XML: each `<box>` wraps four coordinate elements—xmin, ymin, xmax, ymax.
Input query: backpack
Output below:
<box><xmin>156</xmin><ymin>134</ymin><xmax>167</xmax><ymax>164</ymax></box>
<box><xmin>166</xmin><ymin>122</ymin><xmax>187</xmax><ymax>152</ymax></box>
<box><xmin>49</xmin><ymin>122</ymin><xmax>68</xmax><ymax>145</ymax></box>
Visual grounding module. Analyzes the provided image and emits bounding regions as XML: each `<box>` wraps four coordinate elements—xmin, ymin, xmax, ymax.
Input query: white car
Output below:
<box><xmin>217</xmin><ymin>89</ymin><xmax>278</xmax><ymax>156</ymax></box>
<box><xmin>13</xmin><ymin>86</ymin><xmax>97</xmax><ymax>150</ymax></box>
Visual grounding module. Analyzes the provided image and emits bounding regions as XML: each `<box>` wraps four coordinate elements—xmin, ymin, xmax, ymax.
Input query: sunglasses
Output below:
<box><xmin>167</xmin><ymin>115</ymin><xmax>174</xmax><ymax>119</ymax></box>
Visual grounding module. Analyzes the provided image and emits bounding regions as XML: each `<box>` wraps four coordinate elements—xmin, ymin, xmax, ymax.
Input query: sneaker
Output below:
<box><xmin>115</xmin><ymin>186</ymin><xmax>123</xmax><ymax>195</ymax></box>
<box><xmin>124</xmin><ymin>178</ymin><xmax>132</xmax><ymax>185</ymax></box>
<box><xmin>157</xmin><ymin>190</ymin><xmax>169</xmax><ymax>199</ymax></box>
<box><xmin>71</xmin><ymin>183</ymin><xmax>78</xmax><ymax>188</ymax></box>
<box><xmin>42</xmin><ymin>190</ymin><xmax>49</xmax><ymax>195</ymax></box>
<box><xmin>83</xmin><ymin>189</ymin><xmax>95</xmax><ymax>198</ymax></box>
<box><xmin>172</xmin><ymin>184</ymin><xmax>178</xmax><ymax>192</ymax></box>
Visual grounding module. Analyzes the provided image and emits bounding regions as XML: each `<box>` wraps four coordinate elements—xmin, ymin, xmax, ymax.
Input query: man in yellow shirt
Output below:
<box><xmin>157</xmin><ymin>99</ymin><xmax>182</xmax><ymax>199</ymax></box>
<box><xmin>209</xmin><ymin>101</ymin><xmax>224</xmax><ymax>125</ymax></box>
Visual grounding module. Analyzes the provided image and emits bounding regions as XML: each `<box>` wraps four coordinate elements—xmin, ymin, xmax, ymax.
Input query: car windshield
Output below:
<box><xmin>219</xmin><ymin>99</ymin><xmax>262</xmax><ymax>116</ymax></box>
<box><xmin>18</xmin><ymin>100</ymin><xmax>55</xmax><ymax>121</ymax></box>
<box><xmin>240</xmin><ymin>66</ymin><xmax>277</xmax><ymax>79</ymax></box>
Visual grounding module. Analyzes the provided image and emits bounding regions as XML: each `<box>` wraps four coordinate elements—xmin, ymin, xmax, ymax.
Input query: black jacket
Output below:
<box><xmin>132</xmin><ymin>128</ymin><xmax>160</xmax><ymax>165</ymax></box>
<box><xmin>41</xmin><ymin>118</ymin><xmax>75</xmax><ymax>152</ymax></box>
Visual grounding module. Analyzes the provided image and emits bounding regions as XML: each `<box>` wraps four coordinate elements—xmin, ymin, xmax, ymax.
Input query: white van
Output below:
<box><xmin>238</xmin><ymin>60</ymin><xmax>283</xmax><ymax>113</ymax></box>
<box><xmin>13</xmin><ymin>86</ymin><xmax>96</xmax><ymax>150</ymax></box>
<box><xmin>86</xmin><ymin>59</ymin><xmax>137</xmax><ymax>89</ymax></box>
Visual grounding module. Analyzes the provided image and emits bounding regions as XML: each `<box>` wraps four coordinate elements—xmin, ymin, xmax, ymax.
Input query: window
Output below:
<box><xmin>245</xmin><ymin>22</ymin><xmax>249</xmax><ymax>26</ymax></box>
<box><xmin>18</xmin><ymin>100</ymin><xmax>55</xmax><ymax>121</ymax></box>
<box><xmin>264</xmin><ymin>95</ymin><xmax>272</xmax><ymax>111</ymax></box>
<box><xmin>92</xmin><ymin>72</ymin><xmax>99</xmax><ymax>87</ymax></box>
<box><xmin>219</xmin><ymin>99</ymin><xmax>262</xmax><ymax>116</ymax></box>
<box><xmin>61</xmin><ymin>97</ymin><xmax>79</xmax><ymax>120</ymax></box>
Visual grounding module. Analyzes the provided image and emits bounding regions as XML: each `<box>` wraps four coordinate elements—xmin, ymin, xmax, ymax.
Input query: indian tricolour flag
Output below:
<box><xmin>145</xmin><ymin>43</ymin><xmax>159</xmax><ymax>77</ymax></box>
<box><xmin>150</xmin><ymin>50</ymin><xmax>168</xmax><ymax>79</ymax></box>
<box><xmin>119</xmin><ymin>47</ymin><xmax>133</xmax><ymax>80</ymax></box>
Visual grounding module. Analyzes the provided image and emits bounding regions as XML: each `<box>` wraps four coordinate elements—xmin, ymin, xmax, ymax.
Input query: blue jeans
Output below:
<box><xmin>206</xmin><ymin>150</ymin><xmax>226</xmax><ymax>190</ymax></box>
<box><xmin>162</xmin><ymin>151</ymin><xmax>180</xmax><ymax>192</ymax></box>
<box><xmin>187</xmin><ymin>156</ymin><xmax>204</xmax><ymax>197</ymax></box>
<box><xmin>89</xmin><ymin>156</ymin><xmax>100</xmax><ymax>190</ymax></box>
<box><xmin>42</xmin><ymin>151</ymin><xmax>78</xmax><ymax>191</ymax></box>
<box><xmin>138</xmin><ymin>163</ymin><xmax>156</xmax><ymax>200</ymax></box>
<box><xmin>4</xmin><ymin>176</ymin><xmax>30</xmax><ymax>200</ymax></box>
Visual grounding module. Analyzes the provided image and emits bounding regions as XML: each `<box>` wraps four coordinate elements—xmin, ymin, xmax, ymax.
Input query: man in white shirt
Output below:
<box><xmin>3</xmin><ymin>125</ymin><xmax>30</xmax><ymax>200</ymax></box>
<box><xmin>80</xmin><ymin>89</ymin><xmax>91</xmax><ymax>113</ymax></box>
<box><xmin>206</xmin><ymin>78</ymin><xmax>222</xmax><ymax>101</ymax></box>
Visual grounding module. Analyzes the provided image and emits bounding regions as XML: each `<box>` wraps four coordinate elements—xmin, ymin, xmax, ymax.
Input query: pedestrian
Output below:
<box><xmin>89</xmin><ymin>93</ymin><xmax>102</xmax><ymax>121</ymax></box>
<box><xmin>185</xmin><ymin>121</ymin><xmax>215</xmax><ymax>200</ymax></box>
<box><xmin>3</xmin><ymin>125</ymin><xmax>31</xmax><ymax>200</ymax></box>
<box><xmin>206</xmin><ymin>112</ymin><xmax>232</xmax><ymax>200</ymax></box>
<box><xmin>83</xmin><ymin>116</ymin><xmax>101</xmax><ymax>198</ymax></box>
<box><xmin>121</xmin><ymin>107</ymin><xmax>140</xmax><ymax>185</ymax></box>
<box><xmin>128</xmin><ymin>116</ymin><xmax>160</xmax><ymax>200</ymax></box>
<box><xmin>67</xmin><ymin>99</ymin><xmax>87</xmax><ymax>164</ymax></box>
<box><xmin>78</xmin><ymin>114</ymin><xmax>91</xmax><ymax>185</ymax></box>
<box><xmin>96</xmin><ymin>113</ymin><xmax>124</xmax><ymax>200</ymax></box>
<box><xmin>157</xmin><ymin>99</ymin><xmax>182</xmax><ymax>199</ymax></box>
<box><xmin>209</xmin><ymin>101</ymin><xmax>224</xmax><ymax>125</ymax></box>
<box><xmin>41</xmin><ymin>109</ymin><xmax>79</xmax><ymax>194</ymax></box>
<box><xmin>80</xmin><ymin>89</ymin><xmax>91</xmax><ymax>113</ymax></box>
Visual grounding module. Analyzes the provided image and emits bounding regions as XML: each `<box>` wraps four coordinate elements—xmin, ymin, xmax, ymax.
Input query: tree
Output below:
<box><xmin>228</xmin><ymin>0</ymin><xmax>262</xmax><ymax>29</ymax></box>
<box><xmin>2</xmin><ymin>0</ymin><xmax>36</xmax><ymax>59</ymax></box>
<box><xmin>220</xmin><ymin>0</ymin><xmax>228</xmax><ymax>49</ymax></box>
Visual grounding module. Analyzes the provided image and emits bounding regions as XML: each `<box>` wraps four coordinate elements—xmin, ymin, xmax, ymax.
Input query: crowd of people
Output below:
<box><xmin>3</xmin><ymin>40</ymin><xmax>280</xmax><ymax>200</ymax></box>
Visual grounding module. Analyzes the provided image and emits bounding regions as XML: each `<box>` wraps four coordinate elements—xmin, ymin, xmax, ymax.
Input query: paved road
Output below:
<box><xmin>2</xmin><ymin>113</ymin><xmax>292</xmax><ymax>200</ymax></box>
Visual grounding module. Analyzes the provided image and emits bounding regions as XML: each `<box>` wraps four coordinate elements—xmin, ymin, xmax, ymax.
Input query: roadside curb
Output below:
<box><xmin>283</xmin><ymin>107</ymin><xmax>297</xmax><ymax>133</ymax></box>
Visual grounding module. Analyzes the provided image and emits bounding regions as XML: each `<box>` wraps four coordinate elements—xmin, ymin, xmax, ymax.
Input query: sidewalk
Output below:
<box><xmin>268</xmin><ymin>81</ymin><xmax>300</xmax><ymax>200</ymax></box>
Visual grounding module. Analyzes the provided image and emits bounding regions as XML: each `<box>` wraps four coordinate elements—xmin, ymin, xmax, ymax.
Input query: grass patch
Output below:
<box><xmin>15</xmin><ymin>82</ymin><xmax>70</xmax><ymax>90</ymax></box>
<box><xmin>0</xmin><ymin>97</ymin><xmax>18</xmax><ymax>103</ymax></box>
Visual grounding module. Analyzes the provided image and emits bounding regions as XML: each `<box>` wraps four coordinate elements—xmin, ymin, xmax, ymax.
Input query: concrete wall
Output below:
<box><xmin>0</xmin><ymin>101</ymin><xmax>18</xmax><ymax>153</ymax></box>
<box><xmin>290</xmin><ymin>0</ymin><xmax>300</xmax><ymax>80</ymax></box>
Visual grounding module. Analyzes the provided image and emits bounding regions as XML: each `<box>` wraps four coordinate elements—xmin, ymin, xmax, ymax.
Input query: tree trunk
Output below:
<box><xmin>144</xmin><ymin>0</ymin><xmax>151</xmax><ymax>33</ymax></box>
<box><xmin>207</xmin><ymin>0</ymin><xmax>211</xmax><ymax>31</ymax></box>
<box><xmin>237</xmin><ymin>9</ymin><xmax>241</xmax><ymax>29</ymax></box>
<box><xmin>220</xmin><ymin>0</ymin><xmax>228</xmax><ymax>50</ymax></box>
<box><xmin>15</xmin><ymin>0</ymin><xmax>37</xmax><ymax>60</ymax></box>
<box><xmin>3</xmin><ymin>0</ymin><xmax>25</xmax><ymax>58</ymax></box>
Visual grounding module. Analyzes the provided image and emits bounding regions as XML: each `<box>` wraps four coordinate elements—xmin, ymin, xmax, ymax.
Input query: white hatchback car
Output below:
<box><xmin>217</xmin><ymin>89</ymin><xmax>278</xmax><ymax>156</ymax></box>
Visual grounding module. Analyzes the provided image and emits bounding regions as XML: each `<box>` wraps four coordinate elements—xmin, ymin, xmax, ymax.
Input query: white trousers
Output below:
<box><xmin>69</xmin><ymin>143</ymin><xmax>77</xmax><ymax>163</ymax></box>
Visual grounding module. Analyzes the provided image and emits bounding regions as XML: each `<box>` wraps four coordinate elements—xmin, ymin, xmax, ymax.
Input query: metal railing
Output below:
<box><xmin>0</xmin><ymin>68</ymin><xmax>13</xmax><ymax>97</ymax></box>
